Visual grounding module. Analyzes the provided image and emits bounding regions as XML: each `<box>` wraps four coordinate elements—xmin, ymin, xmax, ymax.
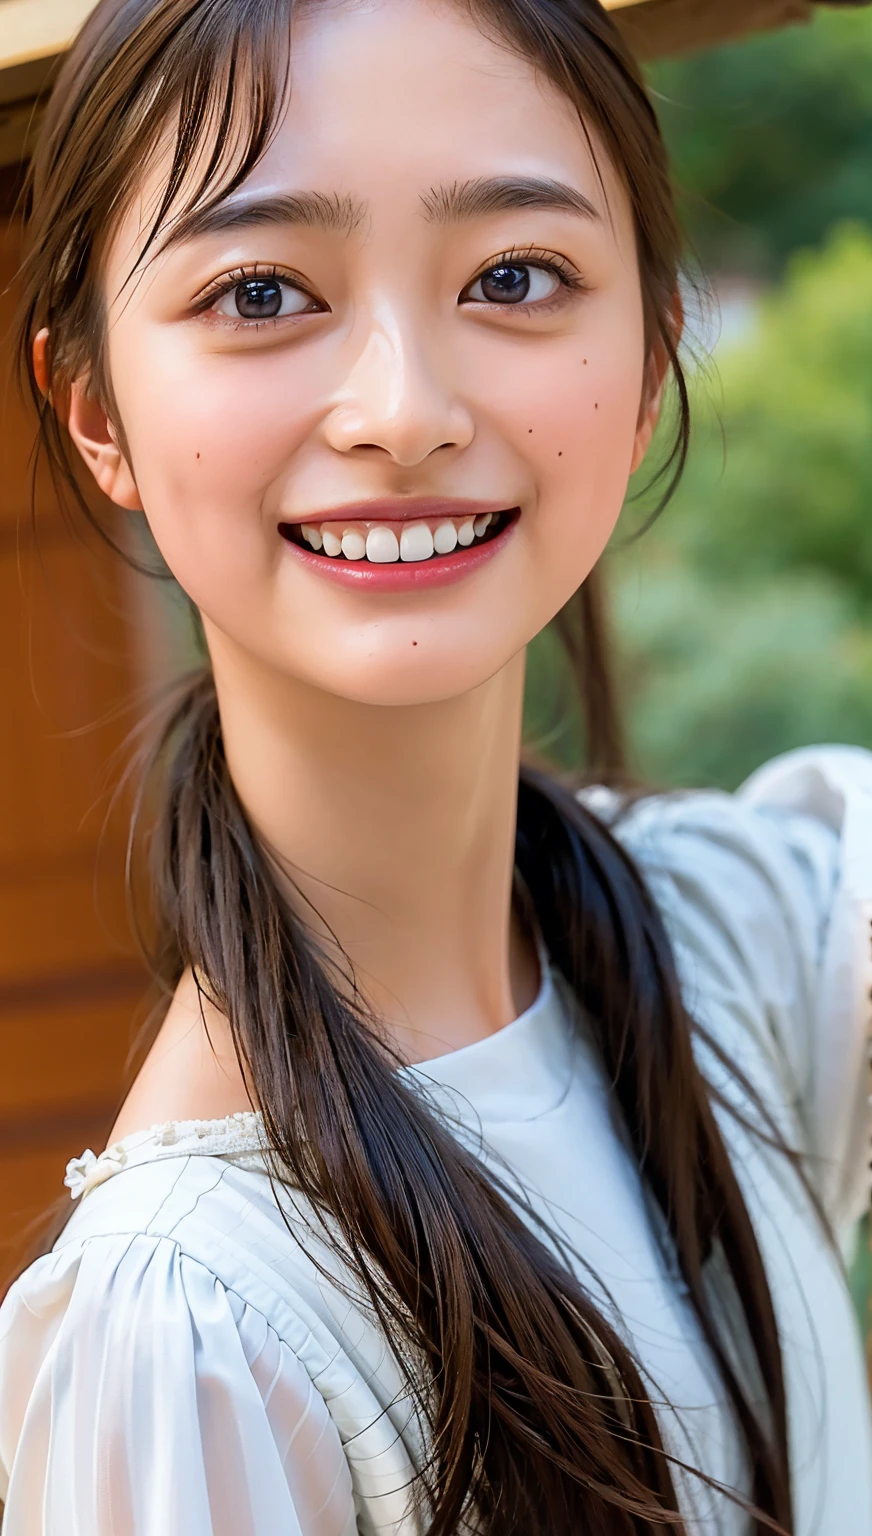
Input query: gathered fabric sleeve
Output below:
<box><xmin>738</xmin><ymin>745</ymin><xmax>872</xmax><ymax>1233</ymax></box>
<box><xmin>603</xmin><ymin>745</ymin><xmax>872</xmax><ymax>1237</ymax></box>
<box><xmin>0</xmin><ymin>1231</ymin><xmax>357</xmax><ymax>1536</ymax></box>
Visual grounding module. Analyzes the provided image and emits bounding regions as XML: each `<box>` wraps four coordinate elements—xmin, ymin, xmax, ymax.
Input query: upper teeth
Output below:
<box><xmin>433</xmin><ymin>520</ymin><xmax>457</xmax><ymax>554</ymax></box>
<box><xmin>367</xmin><ymin>526</ymin><xmax>401</xmax><ymax>563</ymax></box>
<box><xmin>298</xmin><ymin>513</ymin><xmax>496</xmax><ymax>561</ymax></box>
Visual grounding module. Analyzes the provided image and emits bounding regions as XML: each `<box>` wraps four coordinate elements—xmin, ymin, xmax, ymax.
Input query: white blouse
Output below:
<box><xmin>1</xmin><ymin>745</ymin><xmax>871</xmax><ymax>1534</ymax></box>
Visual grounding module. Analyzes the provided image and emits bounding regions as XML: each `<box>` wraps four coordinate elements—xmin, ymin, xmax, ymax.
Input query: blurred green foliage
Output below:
<box><xmin>649</xmin><ymin>7</ymin><xmax>872</xmax><ymax>277</ymax></box>
<box><xmin>852</xmin><ymin>1216</ymin><xmax>872</xmax><ymax>1321</ymax></box>
<box><xmin>665</xmin><ymin>225</ymin><xmax>872</xmax><ymax>599</ymax></box>
<box><xmin>617</xmin><ymin>222</ymin><xmax>872</xmax><ymax>789</ymax></box>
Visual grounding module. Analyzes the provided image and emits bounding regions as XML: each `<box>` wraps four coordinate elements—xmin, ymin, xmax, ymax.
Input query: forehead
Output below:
<box><xmin>257</xmin><ymin>0</ymin><xmax>627</xmax><ymax>220</ymax></box>
<box><xmin>113</xmin><ymin>0</ymin><xmax>634</xmax><ymax>276</ymax></box>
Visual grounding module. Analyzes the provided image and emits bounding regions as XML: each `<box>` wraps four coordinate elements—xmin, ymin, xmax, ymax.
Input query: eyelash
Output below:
<box><xmin>194</xmin><ymin>248</ymin><xmax>586</xmax><ymax>329</ymax></box>
<box><xmin>193</xmin><ymin>263</ymin><xmax>315</xmax><ymax>329</ymax></box>
<box><xmin>464</xmin><ymin>246</ymin><xmax>587</xmax><ymax>313</ymax></box>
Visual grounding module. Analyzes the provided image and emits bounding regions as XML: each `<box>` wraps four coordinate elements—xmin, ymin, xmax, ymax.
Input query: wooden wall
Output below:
<box><xmin>0</xmin><ymin>209</ymin><xmax>152</xmax><ymax>1295</ymax></box>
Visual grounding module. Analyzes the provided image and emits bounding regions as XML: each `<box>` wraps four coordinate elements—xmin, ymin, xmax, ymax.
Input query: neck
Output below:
<box><xmin>208</xmin><ymin>635</ymin><xmax>539</xmax><ymax>1064</ymax></box>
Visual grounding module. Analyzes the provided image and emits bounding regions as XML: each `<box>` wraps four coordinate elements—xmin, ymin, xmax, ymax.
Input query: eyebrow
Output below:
<box><xmin>155</xmin><ymin>174</ymin><xmax>599</xmax><ymax>256</ymax></box>
<box><xmin>158</xmin><ymin>189</ymin><xmax>367</xmax><ymax>249</ymax></box>
<box><xmin>419</xmin><ymin>176</ymin><xmax>601</xmax><ymax>225</ymax></box>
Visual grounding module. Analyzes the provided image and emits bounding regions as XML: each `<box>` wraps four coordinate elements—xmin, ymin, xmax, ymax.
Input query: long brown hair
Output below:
<box><xmin>16</xmin><ymin>2</ymin><xmax>797</xmax><ymax>1531</ymax></box>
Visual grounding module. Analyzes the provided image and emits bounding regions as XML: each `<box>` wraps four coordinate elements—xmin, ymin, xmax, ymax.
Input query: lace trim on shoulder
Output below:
<box><xmin>64</xmin><ymin>1110</ymin><xmax>268</xmax><ymax>1201</ymax></box>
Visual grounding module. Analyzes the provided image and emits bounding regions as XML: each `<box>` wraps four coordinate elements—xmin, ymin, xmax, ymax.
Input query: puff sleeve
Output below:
<box><xmin>0</xmin><ymin>1231</ymin><xmax>356</xmax><ymax>1536</ymax></box>
<box><xmin>607</xmin><ymin>744</ymin><xmax>872</xmax><ymax>1237</ymax></box>
<box><xmin>739</xmin><ymin>746</ymin><xmax>872</xmax><ymax>1231</ymax></box>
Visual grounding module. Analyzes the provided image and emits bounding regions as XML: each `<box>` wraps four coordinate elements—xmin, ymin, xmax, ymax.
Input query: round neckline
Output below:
<box><xmin>406</xmin><ymin>958</ymin><xmax>552</xmax><ymax>1075</ymax></box>
<box><xmin>399</xmin><ymin>959</ymin><xmax>575</xmax><ymax>1124</ymax></box>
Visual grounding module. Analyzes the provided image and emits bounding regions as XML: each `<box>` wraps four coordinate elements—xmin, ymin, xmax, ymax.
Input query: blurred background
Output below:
<box><xmin>0</xmin><ymin>0</ymin><xmax>870</xmax><ymax>1353</ymax></box>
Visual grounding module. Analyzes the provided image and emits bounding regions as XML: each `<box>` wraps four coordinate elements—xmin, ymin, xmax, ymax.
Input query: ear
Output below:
<box><xmin>38</xmin><ymin>330</ymin><xmax>144</xmax><ymax>512</ymax></box>
<box><xmin>629</xmin><ymin>290</ymin><xmax>684</xmax><ymax>476</ymax></box>
<box><xmin>66</xmin><ymin>379</ymin><xmax>144</xmax><ymax>511</ymax></box>
<box><xmin>32</xmin><ymin>328</ymin><xmax>51</xmax><ymax>397</ymax></box>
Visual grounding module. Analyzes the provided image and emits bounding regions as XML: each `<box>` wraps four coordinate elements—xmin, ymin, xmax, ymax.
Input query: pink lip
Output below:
<box><xmin>282</xmin><ymin>497</ymin><xmax>511</xmax><ymax>526</ymax></box>
<box><xmin>279</xmin><ymin>508</ymin><xmax>520</xmax><ymax>592</ymax></box>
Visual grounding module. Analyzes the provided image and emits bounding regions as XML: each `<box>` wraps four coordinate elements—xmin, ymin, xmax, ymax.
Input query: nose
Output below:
<box><xmin>322</xmin><ymin>313</ymin><xmax>475</xmax><ymax>466</ymax></box>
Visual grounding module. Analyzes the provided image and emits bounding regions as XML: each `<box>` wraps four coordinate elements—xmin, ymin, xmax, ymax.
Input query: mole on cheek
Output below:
<box><xmin>196</xmin><ymin>452</ymin><xmax>201</xmax><ymax>460</ymax></box>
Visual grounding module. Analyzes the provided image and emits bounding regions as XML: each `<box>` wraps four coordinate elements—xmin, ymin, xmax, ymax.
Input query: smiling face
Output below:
<box><xmin>68</xmin><ymin>0</ymin><xmax>664</xmax><ymax>707</ymax></box>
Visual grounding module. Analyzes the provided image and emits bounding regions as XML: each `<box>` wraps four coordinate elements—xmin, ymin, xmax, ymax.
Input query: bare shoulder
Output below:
<box><xmin>104</xmin><ymin>968</ymin><xmax>256</xmax><ymax>1149</ymax></box>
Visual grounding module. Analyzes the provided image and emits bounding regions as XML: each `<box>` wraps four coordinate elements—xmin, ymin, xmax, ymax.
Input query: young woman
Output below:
<box><xmin>0</xmin><ymin>0</ymin><xmax>870</xmax><ymax>1530</ymax></box>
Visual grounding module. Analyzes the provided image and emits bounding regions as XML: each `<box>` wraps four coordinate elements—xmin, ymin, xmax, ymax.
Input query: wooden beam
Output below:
<box><xmin>611</xmin><ymin>0</ymin><xmax>816</xmax><ymax>58</ymax></box>
<box><xmin>0</xmin><ymin>0</ymin><xmax>97</xmax><ymax>73</ymax></box>
<box><xmin>0</xmin><ymin>95</ymin><xmax>45</xmax><ymax>168</ymax></box>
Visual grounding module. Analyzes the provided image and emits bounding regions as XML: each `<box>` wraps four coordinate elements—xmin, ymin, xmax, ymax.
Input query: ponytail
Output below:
<box><xmin>136</xmin><ymin>627</ymin><xmax>793</xmax><ymax>1535</ymax></box>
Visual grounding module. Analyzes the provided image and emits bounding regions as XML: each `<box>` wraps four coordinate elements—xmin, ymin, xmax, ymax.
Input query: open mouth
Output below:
<box><xmin>278</xmin><ymin>507</ymin><xmax>518</xmax><ymax>565</ymax></box>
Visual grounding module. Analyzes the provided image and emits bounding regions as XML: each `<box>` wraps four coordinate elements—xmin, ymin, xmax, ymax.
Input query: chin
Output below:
<box><xmin>305</xmin><ymin>647</ymin><xmax>513</xmax><ymax>709</ymax></box>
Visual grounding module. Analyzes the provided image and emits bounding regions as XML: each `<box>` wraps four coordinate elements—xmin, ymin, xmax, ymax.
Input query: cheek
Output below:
<box><xmin>539</xmin><ymin>341</ymin><xmax>644</xmax><ymax>553</ymax></box>
<box><xmin>470</xmin><ymin>311</ymin><xmax>645</xmax><ymax>581</ymax></box>
<box><xmin>108</xmin><ymin>331</ymin><xmax>315</xmax><ymax>600</ymax></box>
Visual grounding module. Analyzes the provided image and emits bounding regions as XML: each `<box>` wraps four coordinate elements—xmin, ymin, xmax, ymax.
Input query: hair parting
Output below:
<box><xmin>15</xmin><ymin>2</ymin><xmax>801</xmax><ymax>1531</ymax></box>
